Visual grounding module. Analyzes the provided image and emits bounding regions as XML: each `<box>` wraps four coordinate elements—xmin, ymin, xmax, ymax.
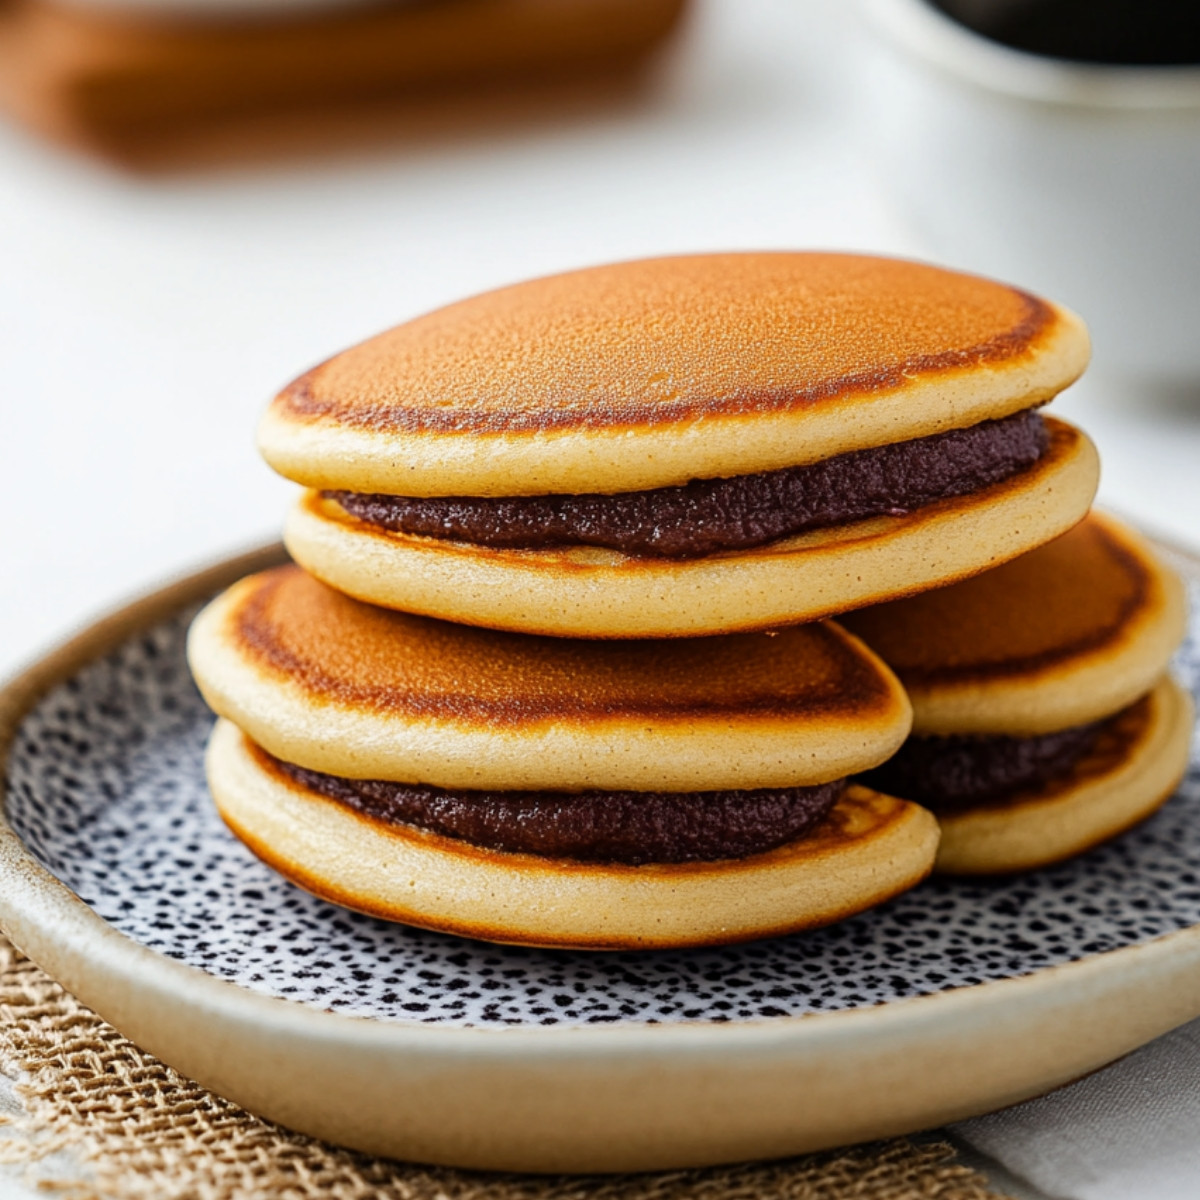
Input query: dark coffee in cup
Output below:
<box><xmin>932</xmin><ymin>0</ymin><xmax>1200</xmax><ymax>65</ymax></box>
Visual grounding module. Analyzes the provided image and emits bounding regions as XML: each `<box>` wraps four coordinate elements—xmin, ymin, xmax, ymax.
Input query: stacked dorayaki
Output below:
<box><xmin>188</xmin><ymin>252</ymin><xmax>1192</xmax><ymax>950</ymax></box>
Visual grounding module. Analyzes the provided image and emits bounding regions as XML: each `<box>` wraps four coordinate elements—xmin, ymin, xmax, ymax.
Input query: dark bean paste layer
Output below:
<box><xmin>267</xmin><ymin>752</ymin><xmax>845</xmax><ymax>865</ymax></box>
<box><xmin>328</xmin><ymin>409</ymin><xmax>1047</xmax><ymax>558</ymax></box>
<box><xmin>860</xmin><ymin>719</ymin><xmax>1105</xmax><ymax>810</ymax></box>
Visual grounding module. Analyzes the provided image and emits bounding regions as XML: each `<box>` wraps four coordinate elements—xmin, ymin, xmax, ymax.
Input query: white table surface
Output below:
<box><xmin>0</xmin><ymin>2</ymin><xmax>1198</xmax><ymax>1196</ymax></box>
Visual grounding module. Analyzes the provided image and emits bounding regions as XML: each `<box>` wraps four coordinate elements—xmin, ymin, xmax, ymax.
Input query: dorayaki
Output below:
<box><xmin>259</xmin><ymin>252</ymin><xmax>1099</xmax><ymax>638</ymax></box>
<box><xmin>844</xmin><ymin>512</ymin><xmax>1191</xmax><ymax>873</ymax></box>
<box><xmin>188</xmin><ymin>565</ymin><xmax>937</xmax><ymax>949</ymax></box>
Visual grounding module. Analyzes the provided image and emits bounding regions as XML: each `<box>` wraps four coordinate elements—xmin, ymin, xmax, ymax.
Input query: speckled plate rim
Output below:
<box><xmin>1</xmin><ymin>538</ymin><xmax>1200</xmax><ymax>1174</ymax></box>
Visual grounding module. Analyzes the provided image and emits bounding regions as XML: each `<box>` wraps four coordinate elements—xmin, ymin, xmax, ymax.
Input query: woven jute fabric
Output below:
<box><xmin>0</xmin><ymin>937</ymin><xmax>1004</xmax><ymax>1200</ymax></box>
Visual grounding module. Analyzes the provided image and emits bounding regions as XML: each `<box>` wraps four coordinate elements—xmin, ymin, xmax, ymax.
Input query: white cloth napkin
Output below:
<box><xmin>954</xmin><ymin>1016</ymin><xmax>1200</xmax><ymax>1200</ymax></box>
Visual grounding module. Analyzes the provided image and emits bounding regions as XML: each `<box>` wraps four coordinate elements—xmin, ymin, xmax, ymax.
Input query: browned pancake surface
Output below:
<box><xmin>232</xmin><ymin>565</ymin><xmax>897</xmax><ymax>727</ymax></box>
<box><xmin>841</xmin><ymin>514</ymin><xmax>1156</xmax><ymax>689</ymax></box>
<box><xmin>273</xmin><ymin>253</ymin><xmax>1060</xmax><ymax>435</ymax></box>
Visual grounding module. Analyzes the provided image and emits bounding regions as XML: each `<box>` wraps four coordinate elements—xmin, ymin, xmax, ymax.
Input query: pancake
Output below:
<box><xmin>283</xmin><ymin>416</ymin><xmax>1098</xmax><ymax>637</ymax></box>
<box><xmin>261</xmin><ymin>253</ymin><xmax>1097</xmax><ymax>636</ymax></box>
<box><xmin>931</xmin><ymin>677</ymin><xmax>1193</xmax><ymax>875</ymax></box>
<box><xmin>186</xmin><ymin>565</ymin><xmax>913</xmax><ymax>791</ymax></box>
<box><xmin>842</xmin><ymin>514</ymin><xmax>1192</xmax><ymax>873</ymax></box>
<box><xmin>260</xmin><ymin>253</ymin><xmax>1089</xmax><ymax>496</ymax></box>
<box><xmin>840</xmin><ymin>512</ymin><xmax>1187</xmax><ymax>736</ymax></box>
<box><xmin>206</xmin><ymin>719</ymin><xmax>939</xmax><ymax>950</ymax></box>
<box><xmin>190</xmin><ymin>565</ymin><xmax>937</xmax><ymax>946</ymax></box>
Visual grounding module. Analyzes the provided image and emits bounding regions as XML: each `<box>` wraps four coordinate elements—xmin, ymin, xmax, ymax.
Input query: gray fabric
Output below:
<box><xmin>957</xmin><ymin>1018</ymin><xmax>1200</xmax><ymax>1200</ymax></box>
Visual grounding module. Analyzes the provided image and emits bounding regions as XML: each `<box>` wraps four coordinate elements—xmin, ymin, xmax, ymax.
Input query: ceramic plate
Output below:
<box><xmin>1</xmin><ymin>540</ymin><xmax>1199</xmax><ymax>1172</ymax></box>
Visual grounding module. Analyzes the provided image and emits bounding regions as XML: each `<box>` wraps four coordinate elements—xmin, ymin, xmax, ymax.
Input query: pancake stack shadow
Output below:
<box><xmin>188</xmin><ymin>251</ymin><xmax>1192</xmax><ymax>951</ymax></box>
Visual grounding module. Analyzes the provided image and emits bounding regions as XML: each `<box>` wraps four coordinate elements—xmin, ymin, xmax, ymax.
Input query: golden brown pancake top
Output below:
<box><xmin>840</xmin><ymin>514</ymin><xmax>1158</xmax><ymax>689</ymax></box>
<box><xmin>230</xmin><ymin>565</ymin><xmax>900</xmax><ymax>727</ymax></box>
<box><xmin>271</xmin><ymin>253</ymin><xmax>1061</xmax><ymax>436</ymax></box>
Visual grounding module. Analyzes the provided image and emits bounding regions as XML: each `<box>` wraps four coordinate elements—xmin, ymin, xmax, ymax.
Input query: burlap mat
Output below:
<box><xmin>0</xmin><ymin>937</ymin><xmax>1005</xmax><ymax>1200</ymax></box>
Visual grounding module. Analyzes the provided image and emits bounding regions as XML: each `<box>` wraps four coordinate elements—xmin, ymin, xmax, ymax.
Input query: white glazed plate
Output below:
<box><xmin>1</xmin><ymin>541</ymin><xmax>1199</xmax><ymax>1173</ymax></box>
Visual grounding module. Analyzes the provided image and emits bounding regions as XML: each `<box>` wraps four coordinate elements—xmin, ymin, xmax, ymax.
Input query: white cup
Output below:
<box><xmin>860</xmin><ymin>0</ymin><xmax>1200</xmax><ymax>384</ymax></box>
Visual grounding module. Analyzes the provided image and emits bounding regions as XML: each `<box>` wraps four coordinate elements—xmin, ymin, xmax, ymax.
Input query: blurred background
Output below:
<box><xmin>2</xmin><ymin>0</ymin><xmax>1199</xmax><ymax>680</ymax></box>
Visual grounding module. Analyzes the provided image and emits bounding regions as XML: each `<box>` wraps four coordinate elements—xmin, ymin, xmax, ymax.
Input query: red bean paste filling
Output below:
<box><xmin>859</xmin><ymin>717</ymin><xmax>1108</xmax><ymax>811</ymax></box>
<box><xmin>326</xmin><ymin>410</ymin><xmax>1048</xmax><ymax>559</ymax></box>
<box><xmin>266</xmin><ymin>751</ymin><xmax>845</xmax><ymax>865</ymax></box>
